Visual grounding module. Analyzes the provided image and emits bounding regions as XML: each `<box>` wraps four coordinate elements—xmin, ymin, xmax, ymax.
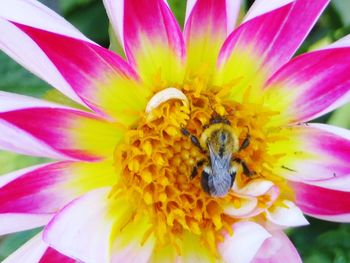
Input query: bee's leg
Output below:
<box><xmin>233</xmin><ymin>158</ymin><xmax>255</xmax><ymax>177</ymax></box>
<box><xmin>190</xmin><ymin>159</ymin><xmax>206</xmax><ymax>179</ymax></box>
<box><xmin>239</xmin><ymin>127</ymin><xmax>250</xmax><ymax>151</ymax></box>
<box><xmin>239</xmin><ymin>135</ymin><xmax>250</xmax><ymax>151</ymax></box>
<box><xmin>201</xmin><ymin>167</ymin><xmax>211</xmax><ymax>194</ymax></box>
<box><xmin>229</xmin><ymin>166</ymin><xmax>238</xmax><ymax>187</ymax></box>
<box><xmin>181</xmin><ymin>128</ymin><xmax>202</xmax><ymax>150</ymax></box>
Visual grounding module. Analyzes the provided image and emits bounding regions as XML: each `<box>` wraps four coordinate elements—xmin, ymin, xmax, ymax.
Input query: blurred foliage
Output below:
<box><xmin>0</xmin><ymin>0</ymin><xmax>350</xmax><ymax>261</ymax></box>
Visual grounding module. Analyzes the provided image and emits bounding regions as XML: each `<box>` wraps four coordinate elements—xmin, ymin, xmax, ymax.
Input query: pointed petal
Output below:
<box><xmin>14</xmin><ymin>23</ymin><xmax>149</xmax><ymax>122</ymax></box>
<box><xmin>264</xmin><ymin>47</ymin><xmax>350</xmax><ymax>124</ymax></box>
<box><xmin>304</xmin><ymin>176</ymin><xmax>350</xmax><ymax>192</ymax></box>
<box><xmin>244</xmin><ymin>0</ymin><xmax>294</xmax><ymax>21</ymax></box>
<box><xmin>252</xmin><ymin>231</ymin><xmax>302</xmax><ymax>263</ymax></box>
<box><xmin>218</xmin><ymin>222</ymin><xmax>271</xmax><ymax>263</ymax></box>
<box><xmin>0</xmin><ymin>161</ymin><xmax>115</xmax><ymax>216</ymax></box>
<box><xmin>266</xmin><ymin>200</ymin><xmax>309</xmax><ymax>227</ymax></box>
<box><xmin>270</xmin><ymin>124</ymin><xmax>350</xmax><ymax>181</ymax></box>
<box><xmin>3</xmin><ymin>232</ymin><xmax>74</xmax><ymax>263</ymax></box>
<box><xmin>104</xmin><ymin>0</ymin><xmax>185</xmax><ymax>86</ymax></box>
<box><xmin>43</xmin><ymin>188</ymin><xmax>115</xmax><ymax>263</ymax></box>
<box><xmin>1</xmin><ymin>18</ymin><xmax>149</xmax><ymax>123</ymax></box>
<box><xmin>0</xmin><ymin>213</ymin><xmax>51</xmax><ymax>235</ymax></box>
<box><xmin>291</xmin><ymin>181</ymin><xmax>350</xmax><ymax>222</ymax></box>
<box><xmin>0</xmin><ymin>0</ymin><xmax>91</xmax><ymax>105</ymax></box>
<box><xmin>215</xmin><ymin>0</ymin><xmax>329</xmax><ymax>104</ymax></box>
<box><xmin>0</xmin><ymin>94</ymin><xmax>122</xmax><ymax>160</ymax></box>
<box><xmin>2</xmin><ymin>232</ymin><xmax>48</xmax><ymax>263</ymax></box>
<box><xmin>39</xmin><ymin>248</ymin><xmax>75</xmax><ymax>263</ymax></box>
<box><xmin>184</xmin><ymin>0</ymin><xmax>241</xmax><ymax>76</ymax></box>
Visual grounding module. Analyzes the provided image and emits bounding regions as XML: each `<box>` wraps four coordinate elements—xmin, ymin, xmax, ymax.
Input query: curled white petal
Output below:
<box><xmin>145</xmin><ymin>87</ymin><xmax>189</xmax><ymax>114</ymax></box>
<box><xmin>224</xmin><ymin>197</ymin><xmax>258</xmax><ymax>217</ymax></box>
<box><xmin>266</xmin><ymin>200</ymin><xmax>309</xmax><ymax>227</ymax></box>
<box><xmin>233</xmin><ymin>179</ymin><xmax>275</xmax><ymax>197</ymax></box>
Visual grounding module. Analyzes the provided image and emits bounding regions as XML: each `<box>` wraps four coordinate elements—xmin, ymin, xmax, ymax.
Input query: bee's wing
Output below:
<box><xmin>208</xmin><ymin>144</ymin><xmax>231</xmax><ymax>174</ymax></box>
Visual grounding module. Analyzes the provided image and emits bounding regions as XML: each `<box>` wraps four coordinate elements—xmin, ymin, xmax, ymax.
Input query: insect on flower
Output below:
<box><xmin>181</xmin><ymin>114</ymin><xmax>253</xmax><ymax>197</ymax></box>
<box><xmin>1</xmin><ymin>0</ymin><xmax>350</xmax><ymax>262</ymax></box>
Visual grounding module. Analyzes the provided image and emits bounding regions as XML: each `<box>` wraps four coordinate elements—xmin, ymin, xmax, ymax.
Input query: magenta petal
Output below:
<box><xmin>265</xmin><ymin>48</ymin><xmax>350</xmax><ymax>123</ymax></box>
<box><xmin>252</xmin><ymin>231</ymin><xmax>302</xmax><ymax>263</ymax></box>
<box><xmin>105</xmin><ymin>0</ymin><xmax>185</xmax><ymax>85</ymax></box>
<box><xmin>184</xmin><ymin>0</ymin><xmax>241</xmax><ymax>73</ymax></box>
<box><xmin>0</xmin><ymin>0</ymin><xmax>91</xmax><ymax>105</ymax></box>
<box><xmin>39</xmin><ymin>248</ymin><xmax>75</xmax><ymax>263</ymax></box>
<box><xmin>291</xmin><ymin>180</ymin><xmax>350</xmax><ymax>222</ymax></box>
<box><xmin>185</xmin><ymin>0</ymin><xmax>240</xmax><ymax>33</ymax></box>
<box><xmin>0</xmin><ymin>161</ymin><xmax>114</xmax><ymax>216</ymax></box>
<box><xmin>0</xmin><ymin>105</ymin><xmax>117</xmax><ymax>160</ymax></box>
<box><xmin>272</xmin><ymin>124</ymin><xmax>350</xmax><ymax>181</ymax></box>
<box><xmin>218</xmin><ymin>0</ymin><xmax>329</xmax><ymax>78</ymax></box>
<box><xmin>2</xmin><ymin>21</ymin><xmax>146</xmax><ymax>120</ymax></box>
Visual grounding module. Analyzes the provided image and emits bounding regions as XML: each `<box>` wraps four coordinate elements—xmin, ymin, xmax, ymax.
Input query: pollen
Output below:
<box><xmin>111</xmin><ymin>82</ymin><xmax>293</xmax><ymax>256</ymax></box>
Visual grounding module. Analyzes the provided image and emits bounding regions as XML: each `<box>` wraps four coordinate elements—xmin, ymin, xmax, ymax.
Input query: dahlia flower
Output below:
<box><xmin>1</xmin><ymin>0</ymin><xmax>350</xmax><ymax>262</ymax></box>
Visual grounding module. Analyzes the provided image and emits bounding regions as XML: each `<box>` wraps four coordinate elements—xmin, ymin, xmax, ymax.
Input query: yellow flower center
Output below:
<box><xmin>111</xmin><ymin>82</ymin><xmax>293</xmax><ymax>255</ymax></box>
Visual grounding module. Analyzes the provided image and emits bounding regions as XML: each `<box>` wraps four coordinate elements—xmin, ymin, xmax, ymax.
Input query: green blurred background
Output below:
<box><xmin>1</xmin><ymin>0</ymin><xmax>350</xmax><ymax>261</ymax></box>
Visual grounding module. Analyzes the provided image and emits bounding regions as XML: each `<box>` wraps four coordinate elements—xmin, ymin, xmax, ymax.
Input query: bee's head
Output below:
<box><xmin>206</xmin><ymin>125</ymin><xmax>239</xmax><ymax>156</ymax></box>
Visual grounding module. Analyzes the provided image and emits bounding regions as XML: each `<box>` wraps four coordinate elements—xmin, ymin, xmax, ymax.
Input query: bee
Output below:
<box><xmin>181</xmin><ymin>115</ymin><xmax>252</xmax><ymax>197</ymax></box>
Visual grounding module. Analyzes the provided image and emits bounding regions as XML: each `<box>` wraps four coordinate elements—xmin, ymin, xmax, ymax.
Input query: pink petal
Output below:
<box><xmin>265</xmin><ymin>48</ymin><xmax>350</xmax><ymax>123</ymax></box>
<box><xmin>0</xmin><ymin>161</ymin><xmax>115</xmax><ymax>216</ymax></box>
<box><xmin>185</xmin><ymin>0</ymin><xmax>240</xmax><ymax>33</ymax></box>
<box><xmin>0</xmin><ymin>92</ymin><xmax>81</xmax><ymax>159</ymax></box>
<box><xmin>0</xmin><ymin>0</ymin><xmax>89</xmax><ymax>41</ymax></box>
<box><xmin>306</xmin><ymin>176</ymin><xmax>350</xmax><ymax>192</ymax></box>
<box><xmin>252</xmin><ymin>231</ymin><xmax>302</xmax><ymax>263</ymax></box>
<box><xmin>0</xmin><ymin>0</ymin><xmax>91</xmax><ymax>105</ymax></box>
<box><xmin>218</xmin><ymin>222</ymin><xmax>271</xmax><ymax>263</ymax></box>
<box><xmin>0</xmin><ymin>97</ymin><xmax>122</xmax><ymax>160</ymax></box>
<box><xmin>244</xmin><ymin>0</ymin><xmax>294</xmax><ymax>21</ymax></box>
<box><xmin>14</xmin><ymin>23</ymin><xmax>148</xmax><ymax>122</ymax></box>
<box><xmin>1</xmin><ymin>20</ymin><xmax>148</xmax><ymax>122</ymax></box>
<box><xmin>216</xmin><ymin>0</ymin><xmax>328</xmax><ymax>97</ymax></box>
<box><xmin>104</xmin><ymin>0</ymin><xmax>185</xmax><ymax>85</ymax></box>
<box><xmin>0</xmin><ymin>213</ymin><xmax>52</xmax><ymax>235</ymax></box>
<box><xmin>326</xmin><ymin>34</ymin><xmax>350</xmax><ymax>49</ymax></box>
<box><xmin>291</xmin><ymin>180</ymin><xmax>350</xmax><ymax>222</ymax></box>
<box><xmin>184</xmin><ymin>0</ymin><xmax>241</xmax><ymax>74</ymax></box>
<box><xmin>270</xmin><ymin>124</ymin><xmax>350</xmax><ymax>181</ymax></box>
<box><xmin>266</xmin><ymin>200</ymin><xmax>309</xmax><ymax>227</ymax></box>
<box><xmin>39</xmin><ymin>248</ymin><xmax>75</xmax><ymax>263</ymax></box>
<box><xmin>43</xmin><ymin>188</ymin><xmax>115</xmax><ymax>263</ymax></box>
<box><xmin>2</xmin><ymin>232</ymin><xmax>48</xmax><ymax>263</ymax></box>
<box><xmin>0</xmin><ymin>91</ymin><xmax>72</xmax><ymax>112</ymax></box>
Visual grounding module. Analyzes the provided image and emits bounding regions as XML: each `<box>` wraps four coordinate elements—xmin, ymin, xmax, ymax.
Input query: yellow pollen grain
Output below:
<box><xmin>142</xmin><ymin>141</ymin><xmax>152</xmax><ymax>157</ymax></box>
